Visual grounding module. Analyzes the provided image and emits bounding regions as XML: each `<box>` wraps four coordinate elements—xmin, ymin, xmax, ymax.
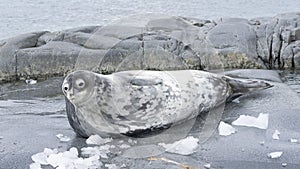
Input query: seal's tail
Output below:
<box><xmin>223</xmin><ymin>76</ymin><xmax>273</xmax><ymax>102</ymax></box>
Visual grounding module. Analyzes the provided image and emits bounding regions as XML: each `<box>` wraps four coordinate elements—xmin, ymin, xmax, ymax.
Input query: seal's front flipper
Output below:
<box><xmin>223</xmin><ymin>76</ymin><xmax>273</xmax><ymax>102</ymax></box>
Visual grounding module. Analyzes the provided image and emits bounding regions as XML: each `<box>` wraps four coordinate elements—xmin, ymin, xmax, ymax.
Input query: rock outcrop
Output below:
<box><xmin>1</xmin><ymin>13</ymin><xmax>300</xmax><ymax>82</ymax></box>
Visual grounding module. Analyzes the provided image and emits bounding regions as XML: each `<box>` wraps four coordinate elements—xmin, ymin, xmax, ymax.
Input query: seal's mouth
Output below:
<box><xmin>67</xmin><ymin>93</ymin><xmax>75</xmax><ymax>101</ymax></box>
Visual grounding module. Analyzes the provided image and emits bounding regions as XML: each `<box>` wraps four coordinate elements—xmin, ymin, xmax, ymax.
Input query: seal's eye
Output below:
<box><xmin>75</xmin><ymin>79</ymin><xmax>85</xmax><ymax>89</ymax></box>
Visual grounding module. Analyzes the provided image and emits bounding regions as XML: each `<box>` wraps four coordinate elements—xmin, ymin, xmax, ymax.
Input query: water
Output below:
<box><xmin>1</xmin><ymin>0</ymin><xmax>300</xmax><ymax>40</ymax></box>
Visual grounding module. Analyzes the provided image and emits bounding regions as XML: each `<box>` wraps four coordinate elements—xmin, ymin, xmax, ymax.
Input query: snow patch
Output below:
<box><xmin>232</xmin><ymin>113</ymin><xmax>269</xmax><ymax>129</ymax></box>
<box><xmin>158</xmin><ymin>136</ymin><xmax>199</xmax><ymax>155</ymax></box>
<box><xmin>218</xmin><ymin>121</ymin><xmax>236</xmax><ymax>136</ymax></box>
<box><xmin>272</xmin><ymin>130</ymin><xmax>280</xmax><ymax>140</ymax></box>
<box><xmin>86</xmin><ymin>134</ymin><xmax>113</xmax><ymax>145</ymax></box>
<box><xmin>268</xmin><ymin>151</ymin><xmax>283</xmax><ymax>159</ymax></box>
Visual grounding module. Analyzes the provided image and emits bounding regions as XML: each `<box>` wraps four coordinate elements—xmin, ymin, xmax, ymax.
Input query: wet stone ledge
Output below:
<box><xmin>1</xmin><ymin>13</ymin><xmax>300</xmax><ymax>83</ymax></box>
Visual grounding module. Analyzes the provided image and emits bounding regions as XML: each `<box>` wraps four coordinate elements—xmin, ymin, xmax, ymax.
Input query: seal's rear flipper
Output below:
<box><xmin>223</xmin><ymin>76</ymin><xmax>273</xmax><ymax>102</ymax></box>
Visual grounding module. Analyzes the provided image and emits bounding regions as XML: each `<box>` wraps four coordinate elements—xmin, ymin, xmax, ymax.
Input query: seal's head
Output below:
<box><xmin>62</xmin><ymin>70</ymin><xmax>96</xmax><ymax>105</ymax></box>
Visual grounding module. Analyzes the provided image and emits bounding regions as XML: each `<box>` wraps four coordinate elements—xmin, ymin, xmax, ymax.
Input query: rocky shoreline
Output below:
<box><xmin>0</xmin><ymin>12</ymin><xmax>300</xmax><ymax>83</ymax></box>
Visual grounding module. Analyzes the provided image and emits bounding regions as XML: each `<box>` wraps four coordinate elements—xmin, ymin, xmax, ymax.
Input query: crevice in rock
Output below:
<box><xmin>278</xmin><ymin>31</ymin><xmax>283</xmax><ymax>68</ymax></box>
<box><xmin>141</xmin><ymin>33</ymin><xmax>145</xmax><ymax>69</ymax></box>
<box><xmin>254</xmin><ymin>26</ymin><xmax>268</xmax><ymax>68</ymax></box>
<box><xmin>33</xmin><ymin>32</ymin><xmax>49</xmax><ymax>48</ymax></box>
<box><xmin>269</xmin><ymin>36</ymin><xmax>273</xmax><ymax>69</ymax></box>
<box><xmin>14</xmin><ymin>51</ymin><xmax>18</xmax><ymax>81</ymax></box>
<box><xmin>292</xmin><ymin>47</ymin><xmax>295</xmax><ymax>68</ymax></box>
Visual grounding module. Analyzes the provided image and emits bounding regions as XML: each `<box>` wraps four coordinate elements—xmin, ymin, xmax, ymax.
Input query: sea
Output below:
<box><xmin>1</xmin><ymin>0</ymin><xmax>300</xmax><ymax>40</ymax></box>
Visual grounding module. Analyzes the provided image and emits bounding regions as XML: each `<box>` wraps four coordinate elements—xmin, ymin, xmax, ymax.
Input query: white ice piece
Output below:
<box><xmin>31</xmin><ymin>152</ymin><xmax>49</xmax><ymax>165</ymax></box>
<box><xmin>158</xmin><ymin>136</ymin><xmax>199</xmax><ymax>155</ymax></box>
<box><xmin>204</xmin><ymin>163</ymin><xmax>211</xmax><ymax>169</ymax></box>
<box><xmin>56</xmin><ymin>134</ymin><xmax>71</xmax><ymax>142</ymax></box>
<box><xmin>30</xmin><ymin>147</ymin><xmax>101</xmax><ymax>169</ymax></box>
<box><xmin>119</xmin><ymin>144</ymin><xmax>131</xmax><ymax>149</ymax></box>
<box><xmin>29</xmin><ymin>163</ymin><xmax>42</xmax><ymax>169</ymax></box>
<box><xmin>105</xmin><ymin>163</ymin><xmax>118</xmax><ymax>169</ymax></box>
<box><xmin>26</xmin><ymin>79</ymin><xmax>37</xmax><ymax>85</ymax></box>
<box><xmin>268</xmin><ymin>151</ymin><xmax>283</xmax><ymax>159</ymax></box>
<box><xmin>232</xmin><ymin>113</ymin><xmax>269</xmax><ymax>129</ymax></box>
<box><xmin>272</xmin><ymin>130</ymin><xmax>280</xmax><ymax>140</ymax></box>
<box><xmin>290</xmin><ymin>138</ymin><xmax>298</xmax><ymax>143</ymax></box>
<box><xmin>86</xmin><ymin>135</ymin><xmax>113</xmax><ymax>145</ymax></box>
<box><xmin>218</xmin><ymin>121</ymin><xmax>236</xmax><ymax>136</ymax></box>
<box><xmin>81</xmin><ymin>145</ymin><xmax>113</xmax><ymax>159</ymax></box>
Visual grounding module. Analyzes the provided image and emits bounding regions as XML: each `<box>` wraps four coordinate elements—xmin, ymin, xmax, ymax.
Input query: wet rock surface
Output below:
<box><xmin>1</xmin><ymin>13</ymin><xmax>300</xmax><ymax>83</ymax></box>
<box><xmin>0</xmin><ymin>69</ymin><xmax>300</xmax><ymax>169</ymax></box>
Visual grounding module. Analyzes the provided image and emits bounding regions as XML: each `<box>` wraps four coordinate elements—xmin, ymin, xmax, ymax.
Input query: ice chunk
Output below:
<box><xmin>119</xmin><ymin>144</ymin><xmax>131</xmax><ymax>149</ymax></box>
<box><xmin>47</xmin><ymin>152</ymin><xmax>69</xmax><ymax>168</ymax></box>
<box><xmin>56</xmin><ymin>134</ymin><xmax>71</xmax><ymax>142</ymax></box>
<box><xmin>204</xmin><ymin>163</ymin><xmax>211</xmax><ymax>169</ymax></box>
<box><xmin>31</xmin><ymin>147</ymin><xmax>101</xmax><ymax>169</ymax></box>
<box><xmin>86</xmin><ymin>135</ymin><xmax>112</xmax><ymax>145</ymax></box>
<box><xmin>218</xmin><ymin>121</ymin><xmax>236</xmax><ymax>136</ymax></box>
<box><xmin>290</xmin><ymin>138</ymin><xmax>298</xmax><ymax>143</ymax></box>
<box><xmin>268</xmin><ymin>151</ymin><xmax>283</xmax><ymax>159</ymax></box>
<box><xmin>0</xmin><ymin>136</ymin><xmax>3</xmax><ymax>139</ymax></box>
<box><xmin>272</xmin><ymin>130</ymin><xmax>280</xmax><ymax>140</ymax></box>
<box><xmin>29</xmin><ymin>163</ymin><xmax>42</xmax><ymax>169</ymax></box>
<box><xmin>25</xmin><ymin>79</ymin><xmax>37</xmax><ymax>85</ymax></box>
<box><xmin>31</xmin><ymin>148</ymin><xmax>58</xmax><ymax>165</ymax></box>
<box><xmin>232</xmin><ymin>113</ymin><xmax>268</xmax><ymax>129</ymax></box>
<box><xmin>128</xmin><ymin>139</ymin><xmax>137</xmax><ymax>144</ymax></box>
<box><xmin>62</xmin><ymin>147</ymin><xmax>78</xmax><ymax>159</ymax></box>
<box><xmin>31</xmin><ymin>152</ymin><xmax>48</xmax><ymax>165</ymax></box>
<box><xmin>43</xmin><ymin>148</ymin><xmax>58</xmax><ymax>156</ymax></box>
<box><xmin>158</xmin><ymin>136</ymin><xmax>199</xmax><ymax>155</ymax></box>
<box><xmin>282</xmin><ymin>163</ymin><xmax>287</xmax><ymax>167</ymax></box>
<box><xmin>81</xmin><ymin>145</ymin><xmax>113</xmax><ymax>159</ymax></box>
<box><xmin>105</xmin><ymin>163</ymin><xmax>118</xmax><ymax>169</ymax></box>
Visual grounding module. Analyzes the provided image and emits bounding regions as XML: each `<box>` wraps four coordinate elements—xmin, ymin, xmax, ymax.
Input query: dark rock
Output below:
<box><xmin>16</xmin><ymin>41</ymin><xmax>80</xmax><ymax>79</ymax></box>
<box><xmin>0</xmin><ymin>32</ymin><xmax>47</xmax><ymax>82</ymax></box>
<box><xmin>1</xmin><ymin>13</ymin><xmax>300</xmax><ymax>82</ymax></box>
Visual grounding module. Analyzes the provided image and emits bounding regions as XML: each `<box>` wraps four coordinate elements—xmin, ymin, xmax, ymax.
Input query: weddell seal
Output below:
<box><xmin>62</xmin><ymin>70</ymin><xmax>272</xmax><ymax>138</ymax></box>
